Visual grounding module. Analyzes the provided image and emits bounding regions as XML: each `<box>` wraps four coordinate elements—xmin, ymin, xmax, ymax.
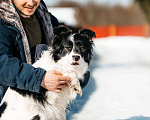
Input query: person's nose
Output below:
<box><xmin>27</xmin><ymin>0</ymin><xmax>35</xmax><ymax>6</ymax></box>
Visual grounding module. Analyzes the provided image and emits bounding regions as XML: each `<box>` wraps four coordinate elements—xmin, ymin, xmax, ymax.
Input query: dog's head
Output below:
<box><xmin>52</xmin><ymin>26</ymin><xmax>95</xmax><ymax>67</ymax></box>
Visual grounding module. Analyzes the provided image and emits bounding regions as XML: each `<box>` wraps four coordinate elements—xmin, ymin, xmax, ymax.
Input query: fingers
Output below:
<box><xmin>54</xmin><ymin>89</ymin><xmax>62</xmax><ymax>93</ymax></box>
<box><xmin>41</xmin><ymin>70</ymin><xmax>72</xmax><ymax>93</ymax></box>
<box><xmin>52</xmin><ymin>70</ymin><xmax>71</xmax><ymax>81</ymax></box>
<box><xmin>58</xmin><ymin>76</ymin><xmax>71</xmax><ymax>81</ymax></box>
<box><xmin>47</xmin><ymin>84</ymin><xmax>66</xmax><ymax>93</ymax></box>
<box><xmin>44</xmin><ymin>80</ymin><xmax>67</xmax><ymax>90</ymax></box>
<box><xmin>54</xmin><ymin>84</ymin><xmax>67</xmax><ymax>93</ymax></box>
<box><xmin>57</xmin><ymin>84</ymin><xmax>67</xmax><ymax>89</ymax></box>
<box><xmin>53</xmin><ymin>70</ymin><xmax>63</xmax><ymax>76</ymax></box>
<box><xmin>47</xmin><ymin>70</ymin><xmax>71</xmax><ymax>82</ymax></box>
<box><xmin>58</xmin><ymin>80</ymin><xmax>68</xmax><ymax>85</ymax></box>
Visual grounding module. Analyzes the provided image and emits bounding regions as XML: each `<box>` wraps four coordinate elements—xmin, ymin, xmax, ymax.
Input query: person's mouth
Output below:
<box><xmin>24</xmin><ymin>6</ymin><xmax>34</xmax><ymax>11</ymax></box>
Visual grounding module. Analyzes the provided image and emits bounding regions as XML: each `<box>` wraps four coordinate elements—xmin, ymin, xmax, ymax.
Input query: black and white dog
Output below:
<box><xmin>0</xmin><ymin>26</ymin><xmax>95</xmax><ymax>120</ymax></box>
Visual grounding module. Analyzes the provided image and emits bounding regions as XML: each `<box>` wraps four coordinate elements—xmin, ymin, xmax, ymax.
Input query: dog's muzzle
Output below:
<box><xmin>71</xmin><ymin>55</ymin><xmax>80</xmax><ymax>66</ymax></box>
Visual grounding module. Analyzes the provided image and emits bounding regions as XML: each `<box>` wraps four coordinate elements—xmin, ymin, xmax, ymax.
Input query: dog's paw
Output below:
<box><xmin>71</xmin><ymin>80</ymin><xmax>82</xmax><ymax>96</ymax></box>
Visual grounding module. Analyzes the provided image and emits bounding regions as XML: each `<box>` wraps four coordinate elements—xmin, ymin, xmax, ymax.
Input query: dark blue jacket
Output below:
<box><xmin>0</xmin><ymin>0</ymin><xmax>59</xmax><ymax>101</ymax></box>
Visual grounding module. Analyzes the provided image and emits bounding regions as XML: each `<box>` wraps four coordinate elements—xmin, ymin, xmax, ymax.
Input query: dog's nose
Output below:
<box><xmin>72</xmin><ymin>55</ymin><xmax>80</xmax><ymax>61</ymax></box>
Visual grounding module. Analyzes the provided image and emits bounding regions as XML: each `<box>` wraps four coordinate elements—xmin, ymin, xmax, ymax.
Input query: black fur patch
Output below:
<box><xmin>52</xmin><ymin>31</ymin><xmax>72</xmax><ymax>62</ymax></box>
<box><xmin>0</xmin><ymin>102</ymin><xmax>7</xmax><ymax>117</ymax></box>
<box><xmin>10</xmin><ymin>87</ymin><xmax>47</xmax><ymax>106</ymax></box>
<box><xmin>32</xmin><ymin>115</ymin><xmax>40</xmax><ymax>120</ymax></box>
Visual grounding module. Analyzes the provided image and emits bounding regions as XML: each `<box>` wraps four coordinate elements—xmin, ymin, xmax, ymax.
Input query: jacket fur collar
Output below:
<box><xmin>0</xmin><ymin>0</ymin><xmax>54</xmax><ymax>64</ymax></box>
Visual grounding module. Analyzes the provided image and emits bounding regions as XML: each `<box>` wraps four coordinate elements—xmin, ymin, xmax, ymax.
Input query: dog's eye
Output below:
<box><xmin>80</xmin><ymin>46</ymin><xmax>85</xmax><ymax>51</ymax></box>
<box><xmin>65</xmin><ymin>45</ymin><xmax>72</xmax><ymax>51</ymax></box>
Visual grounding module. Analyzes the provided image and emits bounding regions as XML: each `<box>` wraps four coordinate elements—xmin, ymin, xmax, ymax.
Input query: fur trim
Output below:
<box><xmin>0</xmin><ymin>0</ymin><xmax>31</xmax><ymax>64</ymax></box>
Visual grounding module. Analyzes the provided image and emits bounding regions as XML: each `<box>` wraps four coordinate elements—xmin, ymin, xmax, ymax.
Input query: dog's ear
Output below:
<box><xmin>79</xmin><ymin>29</ymin><xmax>96</xmax><ymax>43</ymax></box>
<box><xmin>53</xmin><ymin>25</ymin><xmax>71</xmax><ymax>35</ymax></box>
<box><xmin>52</xmin><ymin>26</ymin><xmax>72</xmax><ymax>52</ymax></box>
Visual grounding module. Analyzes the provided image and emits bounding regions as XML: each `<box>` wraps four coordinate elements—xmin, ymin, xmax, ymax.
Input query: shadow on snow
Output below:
<box><xmin>119</xmin><ymin>116</ymin><xmax>150</xmax><ymax>120</ymax></box>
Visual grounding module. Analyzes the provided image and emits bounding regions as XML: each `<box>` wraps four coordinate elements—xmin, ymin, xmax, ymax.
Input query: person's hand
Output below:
<box><xmin>41</xmin><ymin>70</ymin><xmax>71</xmax><ymax>93</ymax></box>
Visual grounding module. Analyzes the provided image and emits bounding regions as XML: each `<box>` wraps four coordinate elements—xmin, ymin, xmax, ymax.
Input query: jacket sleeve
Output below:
<box><xmin>0</xmin><ymin>29</ymin><xmax>46</xmax><ymax>93</ymax></box>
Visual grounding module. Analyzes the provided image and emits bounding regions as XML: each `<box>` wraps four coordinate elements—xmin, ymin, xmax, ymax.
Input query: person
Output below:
<box><xmin>0</xmin><ymin>0</ymin><xmax>90</xmax><ymax>102</ymax></box>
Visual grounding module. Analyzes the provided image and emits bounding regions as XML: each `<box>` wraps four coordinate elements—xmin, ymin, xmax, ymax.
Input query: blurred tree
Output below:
<box><xmin>54</xmin><ymin>1</ymin><xmax>147</xmax><ymax>26</ymax></box>
<box><xmin>135</xmin><ymin>0</ymin><xmax>150</xmax><ymax>23</ymax></box>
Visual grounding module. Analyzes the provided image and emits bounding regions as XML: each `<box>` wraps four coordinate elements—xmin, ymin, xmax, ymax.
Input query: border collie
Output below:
<box><xmin>0</xmin><ymin>26</ymin><xmax>95</xmax><ymax>120</ymax></box>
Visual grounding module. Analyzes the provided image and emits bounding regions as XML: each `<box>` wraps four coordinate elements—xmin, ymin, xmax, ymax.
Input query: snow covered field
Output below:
<box><xmin>66</xmin><ymin>36</ymin><xmax>150</xmax><ymax>120</ymax></box>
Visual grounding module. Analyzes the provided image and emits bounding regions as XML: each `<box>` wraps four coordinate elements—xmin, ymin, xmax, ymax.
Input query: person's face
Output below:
<box><xmin>12</xmin><ymin>0</ymin><xmax>40</xmax><ymax>18</ymax></box>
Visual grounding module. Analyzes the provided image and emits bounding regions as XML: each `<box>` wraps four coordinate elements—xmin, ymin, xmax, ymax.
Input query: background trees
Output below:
<box><xmin>135</xmin><ymin>0</ymin><xmax>150</xmax><ymax>23</ymax></box>
<box><xmin>53</xmin><ymin>1</ymin><xmax>147</xmax><ymax>26</ymax></box>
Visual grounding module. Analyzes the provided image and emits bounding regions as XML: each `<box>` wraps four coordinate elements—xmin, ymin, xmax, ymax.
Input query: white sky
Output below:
<box><xmin>43</xmin><ymin>0</ymin><xmax>133</xmax><ymax>7</ymax></box>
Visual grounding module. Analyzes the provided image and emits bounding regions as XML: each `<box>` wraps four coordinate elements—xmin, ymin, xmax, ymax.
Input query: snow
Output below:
<box><xmin>48</xmin><ymin>7</ymin><xmax>78</xmax><ymax>26</ymax></box>
<box><xmin>66</xmin><ymin>36</ymin><xmax>150</xmax><ymax>120</ymax></box>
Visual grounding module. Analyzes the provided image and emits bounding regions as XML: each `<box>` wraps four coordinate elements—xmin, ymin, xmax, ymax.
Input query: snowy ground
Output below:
<box><xmin>66</xmin><ymin>36</ymin><xmax>150</xmax><ymax>120</ymax></box>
